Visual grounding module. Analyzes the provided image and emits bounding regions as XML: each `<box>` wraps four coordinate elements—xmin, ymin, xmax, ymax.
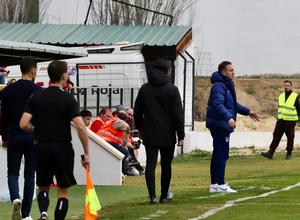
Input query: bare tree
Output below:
<box><xmin>39</xmin><ymin>0</ymin><xmax>51</xmax><ymax>22</ymax></box>
<box><xmin>91</xmin><ymin>0</ymin><xmax>192</xmax><ymax>25</ymax></box>
<box><xmin>0</xmin><ymin>0</ymin><xmax>25</xmax><ymax>22</ymax></box>
<box><xmin>0</xmin><ymin>0</ymin><xmax>50</xmax><ymax>23</ymax></box>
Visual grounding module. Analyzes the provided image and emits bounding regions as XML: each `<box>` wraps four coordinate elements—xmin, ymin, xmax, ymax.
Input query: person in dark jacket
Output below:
<box><xmin>134</xmin><ymin>59</ymin><xmax>184</xmax><ymax>204</ymax></box>
<box><xmin>1</xmin><ymin>57</ymin><xmax>41</xmax><ymax>220</ymax></box>
<box><xmin>206</xmin><ymin>61</ymin><xmax>261</xmax><ymax>193</ymax></box>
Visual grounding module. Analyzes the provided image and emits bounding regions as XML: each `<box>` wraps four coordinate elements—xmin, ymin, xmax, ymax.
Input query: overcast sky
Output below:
<box><xmin>45</xmin><ymin>0</ymin><xmax>300</xmax><ymax>75</ymax></box>
<box><xmin>44</xmin><ymin>0</ymin><xmax>89</xmax><ymax>24</ymax></box>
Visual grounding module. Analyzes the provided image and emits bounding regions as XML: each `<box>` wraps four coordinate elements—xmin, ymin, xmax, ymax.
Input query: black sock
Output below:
<box><xmin>55</xmin><ymin>198</ymin><xmax>69</xmax><ymax>220</ymax></box>
<box><xmin>37</xmin><ymin>191</ymin><xmax>49</xmax><ymax>214</ymax></box>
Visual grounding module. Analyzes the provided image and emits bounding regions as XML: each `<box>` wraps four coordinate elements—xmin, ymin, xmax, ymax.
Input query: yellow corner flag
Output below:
<box><xmin>85</xmin><ymin>169</ymin><xmax>101</xmax><ymax>220</ymax></box>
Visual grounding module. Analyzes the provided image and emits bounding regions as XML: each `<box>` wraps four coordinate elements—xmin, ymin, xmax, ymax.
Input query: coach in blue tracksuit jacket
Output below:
<box><xmin>206</xmin><ymin>61</ymin><xmax>261</xmax><ymax>193</ymax></box>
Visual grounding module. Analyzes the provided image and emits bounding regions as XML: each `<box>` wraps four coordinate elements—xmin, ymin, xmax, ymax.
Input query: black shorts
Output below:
<box><xmin>36</xmin><ymin>142</ymin><xmax>77</xmax><ymax>188</ymax></box>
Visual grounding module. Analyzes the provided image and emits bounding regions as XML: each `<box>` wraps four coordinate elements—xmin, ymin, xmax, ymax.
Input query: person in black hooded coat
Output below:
<box><xmin>134</xmin><ymin>59</ymin><xmax>185</xmax><ymax>204</ymax></box>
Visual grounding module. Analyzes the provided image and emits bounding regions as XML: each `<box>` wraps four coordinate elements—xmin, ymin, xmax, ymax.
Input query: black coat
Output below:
<box><xmin>134</xmin><ymin>68</ymin><xmax>185</xmax><ymax>147</ymax></box>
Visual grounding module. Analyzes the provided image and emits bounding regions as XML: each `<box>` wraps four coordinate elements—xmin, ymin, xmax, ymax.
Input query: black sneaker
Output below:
<box><xmin>261</xmin><ymin>150</ymin><xmax>274</xmax><ymax>159</ymax></box>
<box><xmin>139</xmin><ymin>169</ymin><xmax>145</xmax><ymax>176</ymax></box>
<box><xmin>159</xmin><ymin>198</ymin><xmax>169</xmax><ymax>204</ymax></box>
<box><xmin>149</xmin><ymin>197</ymin><xmax>158</xmax><ymax>205</ymax></box>
<box><xmin>286</xmin><ymin>151</ymin><xmax>292</xmax><ymax>160</ymax></box>
<box><xmin>159</xmin><ymin>192</ymin><xmax>173</xmax><ymax>204</ymax></box>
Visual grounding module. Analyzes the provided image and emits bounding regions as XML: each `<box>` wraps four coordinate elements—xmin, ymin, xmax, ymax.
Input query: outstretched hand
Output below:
<box><xmin>249</xmin><ymin>111</ymin><xmax>262</xmax><ymax>121</ymax></box>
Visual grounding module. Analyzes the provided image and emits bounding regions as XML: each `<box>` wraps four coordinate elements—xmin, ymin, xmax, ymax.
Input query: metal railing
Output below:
<box><xmin>72</xmin><ymin>86</ymin><xmax>140</xmax><ymax>115</ymax></box>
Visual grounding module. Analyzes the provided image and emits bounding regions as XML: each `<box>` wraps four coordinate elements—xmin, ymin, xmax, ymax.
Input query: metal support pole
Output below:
<box><xmin>120</xmin><ymin>88</ymin><xmax>124</xmax><ymax>105</ymax></box>
<box><xmin>76</xmin><ymin>64</ymin><xmax>80</xmax><ymax>107</ymax></box>
<box><xmin>178</xmin><ymin>52</ymin><xmax>187</xmax><ymax>155</ymax></box>
<box><xmin>84</xmin><ymin>0</ymin><xmax>93</xmax><ymax>25</ymax></box>
<box><xmin>83</xmin><ymin>88</ymin><xmax>87</xmax><ymax>109</ymax></box>
<box><xmin>108</xmin><ymin>85</ymin><xmax>112</xmax><ymax>108</ymax></box>
<box><xmin>96</xmin><ymin>88</ymin><xmax>100</xmax><ymax>115</ymax></box>
<box><xmin>185</xmin><ymin>51</ymin><xmax>195</xmax><ymax>131</ymax></box>
<box><xmin>130</xmin><ymin>88</ymin><xmax>134</xmax><ymax>108</ymax></box>
<box><xmin>171</xmin><ymin>60</ymin><xmax>176</xmax><ymax>84</ymax></box>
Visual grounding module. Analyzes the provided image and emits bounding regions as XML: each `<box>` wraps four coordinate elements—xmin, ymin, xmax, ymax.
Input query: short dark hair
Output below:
<box><xmin>218</xmin><ymin>61</ymin><xmax>232</xmax><ymax>72</ymax></box>
<box><xmin>20</xmin><ymin>56</ymin><xmax>37</xmax><ymax>75</ymax></box>
<box><xmin>80</xmin><ymin>109</ymin><xmax>92</xmax><ymax>118</ymax></box>
<box><xmin>99</xmin><ymin>107</ymin><xmax>111</xmax><ymax>116</ymax></box>
<box><xmin>284</xmin><ymin>80</ymin><xmax>292</xmax><ymax>86</ymax></box>
<box><xmin>47</xmin><ymin>60</ymin><xmax>68</xmax><ymax>83</ymax></box>
<box><xmin>112</xmin><ymin>110</ymin><xmax>127</xmax><ymax>121</ymax></box>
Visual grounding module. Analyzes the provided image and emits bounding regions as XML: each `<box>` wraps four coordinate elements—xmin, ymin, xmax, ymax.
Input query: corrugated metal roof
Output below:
<box><xmin>0</xmin><ymin>40</ymin><xmax>87</xmax><ymax>66</ymax></box>
<box><xmin>0</xmin><ymin>23</ymin><xmax>191</xmax><ymax>46</ymax></box>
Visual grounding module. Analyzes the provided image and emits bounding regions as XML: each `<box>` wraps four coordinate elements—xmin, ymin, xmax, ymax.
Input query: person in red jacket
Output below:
<box><xmin>89</xmin><ymin>107</ymin><xmax>112</xmax><ymax>133</ymax></box>
<box><xmin>97</xmin><ymin>111</ymin><xmax>139</xmax><ymax>176</ymax></box>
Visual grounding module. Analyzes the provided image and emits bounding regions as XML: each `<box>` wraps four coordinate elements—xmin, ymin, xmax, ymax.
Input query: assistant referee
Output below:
<box><xmin>20</xmin><ymin>60</ymin><xmax>90</xmax><ymax>220</ymax></box>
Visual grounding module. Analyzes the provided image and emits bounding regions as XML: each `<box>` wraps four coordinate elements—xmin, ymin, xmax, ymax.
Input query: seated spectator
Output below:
<box><xmin>80</xmin><ymin>109</ymin><xmax>93</xmax><ymax>127</ymax></box>
<box><xmin>97</xmin><ymin>111</ymin><xmax>139</xmax><ymax>176</ymax></box>
<box><xmin>126</xmin><ymin>108</ymin><xmax>145</xmax><ymax>175</ymax></box>
<box><xmin>126</xmin><ymin>108</ymin><xmax>134</xmax><ymax>128</ymax></box>
<box><xmin>90</xmin><ymin>107</ymin><xmax>112</xmax><ymax>133</ymax></box>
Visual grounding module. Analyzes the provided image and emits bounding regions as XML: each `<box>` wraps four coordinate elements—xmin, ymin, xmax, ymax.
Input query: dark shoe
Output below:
<box><xmin>286</xmin><ymin>151</ymin><xmax>292</xmax><ymax>160</ymax></box>
<box><xmin>149</xmin><ymin>197</ymin><xmax>158</xmax><ymax>205</ymax></box>
<box><xmin>261</xmin><ymin>150</ymin><xmax>274</xmax><ymax>159</ymax></box>
<box><xmin>159</xmin><ymin>192</ymin><xmax>173</xmax><ymax>204</ymax></box>
<box><xmin>159</xmin><ymin>198</ymin><xmax>169</xmax><ymax>204</ymax></box>
<box><xmin>139</xmin><ymin>169</ymin><xmax>145</xmax><ymax>175</ymax></box>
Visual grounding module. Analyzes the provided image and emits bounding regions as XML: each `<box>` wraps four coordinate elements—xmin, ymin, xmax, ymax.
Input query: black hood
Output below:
<box><xmin>148</xmin><ymin>69</ymin><xmax>170</xmax><ymax>87</ymax></box>
<box><xmin>147</xmin><ymin>59</ymin><xmax>171</xmax><ymax>87</ymax></box>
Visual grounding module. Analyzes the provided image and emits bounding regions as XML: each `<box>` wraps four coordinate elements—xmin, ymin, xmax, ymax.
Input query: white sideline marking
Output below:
<box><xmin>189</xmin><ymin>182</ymin><xmax>300</xmax><ymax>220</ymax></box>
<box><xmin>237</xmin><ymin>202</ymin><xmax>300</xmax><ymax>206</ymax></box>
<box><xmin>139</xmin><ymin>210</ymin><xmax>168</xmax><ymax>220</ymax></box>
<box><xmin>193</xmin><ymin>186</ymin><xmax>256</xmax><ymax>200</ymax></box>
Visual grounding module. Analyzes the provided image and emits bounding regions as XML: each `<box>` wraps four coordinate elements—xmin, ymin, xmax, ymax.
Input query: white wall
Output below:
<box><xmin>0</xmin><ymin>148</ymin><xmax>37</xmax><ymax>202</ymax></box>
<box><xmin>0</xmin><ymin>148</ymin><xmax>25</xmax><ymax>202</ymax></box>
<box><xmin>135</xmin><ymin>131</ymin><xmax>300</xmax><ymax>165</ymax></box>
<box><xmin>184</xmin><ymin>131</ymin><xmax>300</xmax><ymax>152</ymax></box>
<box><xmin>71</xmin><ymin>125</ymin><xmax>124</xmax><ymax>186</ymax></box>
<box><xmin>0</xmin><ymin>126</ymin><xmax>124</xmax><ymax>203</ymax></box>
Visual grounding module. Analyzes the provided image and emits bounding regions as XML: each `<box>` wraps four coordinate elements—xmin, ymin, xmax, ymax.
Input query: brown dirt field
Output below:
<box><xmin>194</xmin><ymin>77</ymin><xmax>300</xmax><ymax>131</ymax></box>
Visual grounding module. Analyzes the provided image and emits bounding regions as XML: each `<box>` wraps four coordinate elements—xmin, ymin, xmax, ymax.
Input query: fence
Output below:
<box><xmin>72</xmin><ymin>86</ymin><xmax>140</xmax><ymax>115</ymax></box>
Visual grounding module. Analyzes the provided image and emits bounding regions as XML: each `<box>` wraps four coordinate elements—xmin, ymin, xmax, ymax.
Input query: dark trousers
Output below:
<box><xmin>128</xmin><ymin>147</ymin><xmax>144</xmax><ymax>172</ymax></box>
<box><xmin>145</xmin><ymin>145</ymin><xmax>175</xmax><ymax>199</ymax></box>
<box><xmin>210</xmin><ymin>130</ymin><xmax>230</xmax><ymax>185</ymax></box>
<box><xmin>108</xmin><ymin>142</ymin><xmax>130</xmax><ymax>172</ymax></box>
<box><xmin>7</xmin><ymin>133</ymin><xmax>36</xmax><ymax>218</ymax></box>
<box><xmin>269</xmin><ymin>120</ymin><xmax>296</xmax><ymax>152</ymax></box>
